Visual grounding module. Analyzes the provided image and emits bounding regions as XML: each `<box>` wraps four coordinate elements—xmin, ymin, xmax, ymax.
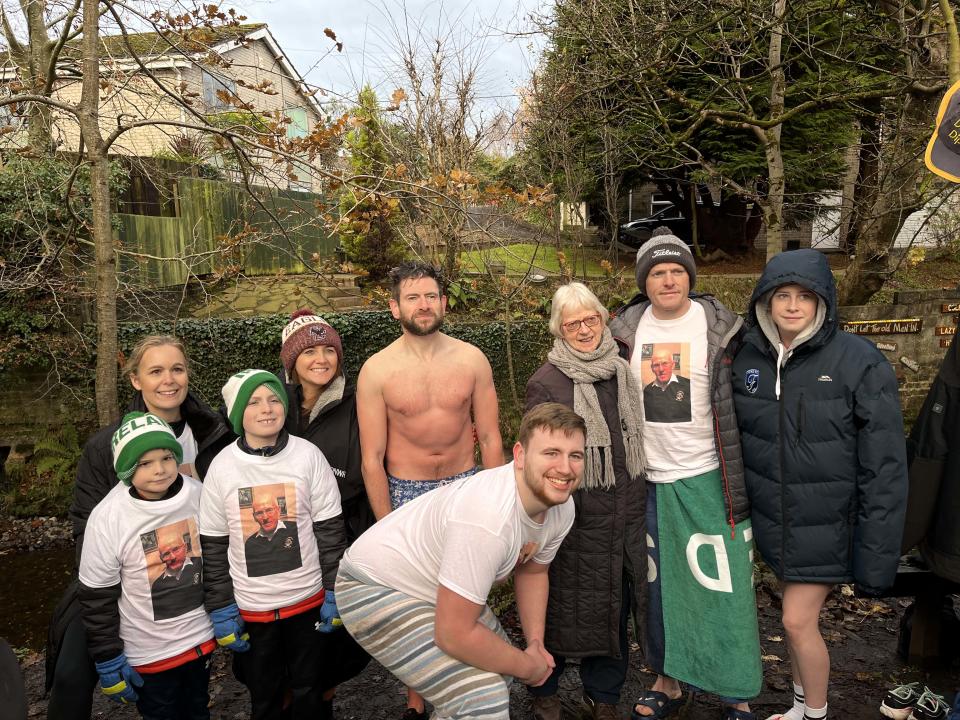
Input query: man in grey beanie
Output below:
<box><xmin>609</xmin><ymin>227</ymin><xmax>761</xmax><ymax>720</ymax></box>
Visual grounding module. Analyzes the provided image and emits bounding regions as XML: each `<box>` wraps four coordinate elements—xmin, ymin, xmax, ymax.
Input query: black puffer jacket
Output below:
<box><xmin>284</xmin><ymin>381</ymin><xmax>375</xmax><ymax>544</ymax></box>
<box><xmin>69</xmin><ymin>390</ymin><xmax>233</xmax><ymax>557</ymax></box>
<box><xmin>903</xmin><ymin>333</ymin><xmax>960</xmax><ymax>582</ymax></box>
<box><xmin>526</xmin><ymin>363</ymin><xmax>646</xmax><ymax>658</ymax></box>
<box><xmin>732</xmin><ymin>249</ymin><xmax>908</xmax><ymax>590</ymax></box>
<box><xmin>609</xmin><ymin>293</ymin><xmax>748</xmax><ymax>526</ymax></box>
<box><xmin>47</xmin><ymin>392</ymin><xmax>232</xmax><ymax>688</ymax></box>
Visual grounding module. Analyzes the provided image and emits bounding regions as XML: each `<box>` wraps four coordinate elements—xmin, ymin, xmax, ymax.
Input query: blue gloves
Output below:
<box><xmin>95</xmin><ymin>653</ymin><xmax>143</xmax><ymax>704</ymax></box>
<box><xmin>211</xmin><ymin>603</ymin><xmax>250</xmax><ymax>651</ymax></box>
<box><xmin>317</xmin><ymin>590</ymin><xmax>342</xmax><ymax>633</ymax></box>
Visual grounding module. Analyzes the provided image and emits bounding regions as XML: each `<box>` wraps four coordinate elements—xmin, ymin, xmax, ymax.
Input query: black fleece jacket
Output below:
<box><xmin>284</xmin><ymin>380</ymin><xmax>374</xmax><ymax>544</ymax></box>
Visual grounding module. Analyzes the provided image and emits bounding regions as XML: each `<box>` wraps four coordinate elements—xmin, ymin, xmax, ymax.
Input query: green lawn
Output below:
<box><xmin>459</xmin><ymin>243</ymin><xmax>631</xmax><ymax>275</ymax></box>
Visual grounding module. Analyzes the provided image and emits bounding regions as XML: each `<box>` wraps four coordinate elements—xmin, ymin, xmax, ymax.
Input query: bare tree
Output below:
<box><xmin>1</xmin><ymin>0</ymin><xmax>81</xmax><ymax>154</ymax></box>
<box><xmin>525</xmin><ymin>0</ymin><xmax>955</xmax><ymax>282</ymax></box>
<box><xmin>0</xmin><ymin>1</ymin><xmax>348</xmax><ymax>422</ymax></box>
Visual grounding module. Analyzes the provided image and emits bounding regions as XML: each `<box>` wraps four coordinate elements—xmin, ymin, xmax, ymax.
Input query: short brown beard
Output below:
<box><xmin>400</xmin><ymin>311</ymin><xmax>443</xmax><ymax>336</ymax></box>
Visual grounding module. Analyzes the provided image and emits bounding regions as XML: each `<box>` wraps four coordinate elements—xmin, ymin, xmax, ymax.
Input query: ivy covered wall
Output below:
<box><xmin>116</xmin><ymin>310</ymin><xmax>554</xmax><ymax>439</ymax></box>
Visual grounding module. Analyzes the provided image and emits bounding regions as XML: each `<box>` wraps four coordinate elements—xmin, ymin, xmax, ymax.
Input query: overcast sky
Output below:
<box><xmin>230</xmin><ymin>0</ymin><xmax>547</xmax><ymax>112</ymax></box>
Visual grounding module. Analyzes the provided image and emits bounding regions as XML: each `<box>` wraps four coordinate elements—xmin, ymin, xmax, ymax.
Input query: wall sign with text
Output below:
<box><xmin>841</xmin><ymin>319</ymin><xmax>922</xmax><ymax>335</ymax></box>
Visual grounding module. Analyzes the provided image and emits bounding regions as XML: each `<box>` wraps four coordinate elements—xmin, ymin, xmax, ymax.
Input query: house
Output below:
<box><xmin>0</xmin><ymin>23</ymin><xmax>328</xmax><ymax>193</ymax></box>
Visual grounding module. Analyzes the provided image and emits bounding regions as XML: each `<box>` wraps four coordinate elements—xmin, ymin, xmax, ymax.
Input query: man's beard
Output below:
<box><xmin>400</xmin><ymin>311</ymin><xmax>443</xmax><ymax>336</ymax></box>
<box><xmin>523</xmin><ymin>464</ymin><xmax>575</xmax><ymax>508</ymax></box>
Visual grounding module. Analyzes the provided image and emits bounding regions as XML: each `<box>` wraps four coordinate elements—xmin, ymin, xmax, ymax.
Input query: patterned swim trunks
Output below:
<box><xmin>388</xmin><ymin>466</ymin><xmax>478</xmax><ymax>509</ymax></box>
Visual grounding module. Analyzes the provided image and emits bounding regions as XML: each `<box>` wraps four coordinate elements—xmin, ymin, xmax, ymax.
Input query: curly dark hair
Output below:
<box><xmin>389</xmin><ymin>261</ymin><xmax>446</xmax><ymax>300</ymax></box>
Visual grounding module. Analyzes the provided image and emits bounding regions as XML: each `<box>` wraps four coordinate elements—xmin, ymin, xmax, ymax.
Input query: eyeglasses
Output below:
<box><xmin>561</xmin><ymin>314</ymin><xmax>602</xmax><ymax>333</ymax></box>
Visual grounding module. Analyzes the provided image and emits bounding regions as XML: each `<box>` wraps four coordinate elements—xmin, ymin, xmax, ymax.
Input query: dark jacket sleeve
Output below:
<box><xmin>852</xmin><ymin>359</ymin><xmax>909</xmax><ymax>591</ymax></box>
<box><xmin>525</xmin><ymin>372</ymin><xmax>556</xmax><ymax>412</ymax></box>
<box><xmin>69</xmin><ymin>428</ymin><xmax>118</xmax><ymax>565</ymax></box>
<box><xmin>313</xmin><ymin>516</ymin><xmax>347</xmax><ymax>591</ymax></box>
<box><xmin>902</xmin><ymin>375</ymin><xmax>950</xmax><ymax>552</ymax></box>
<box><xmin>77</xmin><ymin>581</ymin><xmax>123</xmax><ymax>663</ymax></box>
<box><xmin>200</xmin><ymin>534</ymin><xmax>235</xmax><ymax>612</ymax></box>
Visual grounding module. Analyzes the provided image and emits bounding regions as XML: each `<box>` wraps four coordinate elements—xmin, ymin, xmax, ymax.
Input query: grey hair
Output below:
<box><xmin>548</xmin><ymin>282</ymin><xmax>609</xmax><ymax>337</ymax></box>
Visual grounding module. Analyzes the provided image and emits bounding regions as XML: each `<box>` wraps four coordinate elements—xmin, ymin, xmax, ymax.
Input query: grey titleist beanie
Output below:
<box><xmin>634</xmin><ymin>226</ymin><xmax>697</xmax><ymax>290</ymax></box>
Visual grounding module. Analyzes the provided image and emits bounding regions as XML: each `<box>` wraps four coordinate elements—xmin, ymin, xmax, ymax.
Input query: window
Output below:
<box><xmin>285</xmin><ymin>107</ymin><xmax>308</xmax><ymax>139</ymax></box>
<box><xmin>0</xmin><ymin>94</ymin><xmax>21</xmax><ymax>128</ymax></box>
<box><xmin>202</xmin><ymin>70</ymin><xmax>237</xmax><ymax>110</ymax></box>
<box><xmin>288</xmin><ymin>159</ymin><xmax>313</xmax><ymax>192</ymax></box>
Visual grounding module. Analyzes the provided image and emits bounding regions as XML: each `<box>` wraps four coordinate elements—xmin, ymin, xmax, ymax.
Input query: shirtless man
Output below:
<box><xmin>357</xmin><ymin>261</ymin><xmax>504</xmax><ymax>720</ymax></box>
<box><xmin>358</xmin><ymin>261</ymin><xmax>504</xmax><ymax>521</ymax></box>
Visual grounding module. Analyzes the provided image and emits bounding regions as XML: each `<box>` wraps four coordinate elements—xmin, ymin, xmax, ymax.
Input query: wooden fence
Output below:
<box><xmin>116</xmin><ymin>177</ymin><xmax>337</xmax><ymax>287</ymax></box>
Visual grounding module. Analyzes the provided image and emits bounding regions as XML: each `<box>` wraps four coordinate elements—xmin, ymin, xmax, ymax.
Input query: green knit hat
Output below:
<box><xmin>221</xmin><ymin>369</ymin><xmax>288</xmax><ymax>436</ymax></box>
<box><xmin>111</xmin><ymin>412</ymin><xmax>183</xmax><ymax>485</ymax></box>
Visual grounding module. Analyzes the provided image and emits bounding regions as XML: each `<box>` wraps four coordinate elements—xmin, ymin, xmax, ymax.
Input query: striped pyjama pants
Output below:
<box><xmin>336</xmin><ymin>568</ymin><xmax>512</xmax><ymax>719</ymax></box>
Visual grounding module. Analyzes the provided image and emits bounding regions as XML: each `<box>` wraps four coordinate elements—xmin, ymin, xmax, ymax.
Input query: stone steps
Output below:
<box><xmin>182</xmin><ymin>273</ymin><xmax>367</xmax><ymax>317</ymax></box>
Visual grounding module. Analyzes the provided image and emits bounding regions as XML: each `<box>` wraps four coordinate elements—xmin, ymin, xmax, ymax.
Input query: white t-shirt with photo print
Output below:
<box><xmin>630</xmin><ymin>301</ymin><xmax>719</xmax><ymax>482</ymax></box>
<box><xmin>79</xmin><ymin>476</ymin><xmax>213</xmax><ymax>666</ymax></box>
<box><xmin>198</xmin><ymin>436</ymin><xmax>342</xmax><ymax>612</ymax></box>
<box><xmin>341</xmin><ymin>461</ymin><xmax>575</xmax><ymax>605</ymax></box>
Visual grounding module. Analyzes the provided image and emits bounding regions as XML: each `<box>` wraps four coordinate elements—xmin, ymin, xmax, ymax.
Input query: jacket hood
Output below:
<box><xmin>748</xmin><ymin>249</ymin><xmax>837</xmax><ymax>352</ymax></box>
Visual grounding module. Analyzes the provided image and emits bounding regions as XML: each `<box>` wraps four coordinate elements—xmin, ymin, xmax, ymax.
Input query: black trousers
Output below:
<box><xmin>528</xmin><ymin>572</ymin><xmax>633</xmax><ymax>705</ymax></box>
<box><xmin>233</xmin><ymin>605</ymin><xmax>370</xmax><ymax>720</ymax></box>
<box><xmin>46</xmin><ymin>613</ymin><xmax>97</xmax><ymax>720</ymax></box>
<box><xmin>137</xmin><ymin>654</ymin><xmax>211</xmax><ymax>720</ymax></box>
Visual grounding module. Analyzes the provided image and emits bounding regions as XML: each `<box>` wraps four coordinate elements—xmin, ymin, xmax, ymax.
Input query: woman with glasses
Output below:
<box><xmin>525</xmin><ymin>282</ymin><xmax>647</xmax><ymax>720</ymax></box>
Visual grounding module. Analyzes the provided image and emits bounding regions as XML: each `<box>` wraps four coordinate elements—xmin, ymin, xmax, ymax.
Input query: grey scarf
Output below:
<box><xmin>547</xmin><ymin>328</ymin><xmax>646</xmax><ymax>490</ymax></box>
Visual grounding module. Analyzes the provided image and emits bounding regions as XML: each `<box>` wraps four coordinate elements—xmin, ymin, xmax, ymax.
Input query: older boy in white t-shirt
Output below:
<box><xmin>199</xmin><ymin>370</ymin><xmax>348</xmax><ymax>720</ymax></box>
<box><xmin>337</xmin><ymin>403</ymin><xmax>585</xmax><ymax>720</ymax></box>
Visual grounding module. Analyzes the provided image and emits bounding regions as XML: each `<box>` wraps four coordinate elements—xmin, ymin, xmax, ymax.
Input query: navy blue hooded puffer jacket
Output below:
<box><xmin>732</xmin><ymin>249</ymin><xmax>908</xmax><ymax>590</ymax></box>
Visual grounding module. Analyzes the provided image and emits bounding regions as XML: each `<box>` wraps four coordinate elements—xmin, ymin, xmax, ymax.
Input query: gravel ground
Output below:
<box><xmin>10</xmin><ymin>517</ymin><xmax>959</xmax><ymax>718</ymax></box>
<box><xmin>0</xmin><ymin>515</ymin><xmax>72</xmax><ymax>552</ymax></box>
<box><xmin>17</xmin><ymin>590</ymin><xmax>959</xmax><ymax>719</ymax></box>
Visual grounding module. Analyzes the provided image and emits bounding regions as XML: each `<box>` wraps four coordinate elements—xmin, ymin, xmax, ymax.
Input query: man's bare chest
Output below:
<box><xmin>382</xmin><ymin>365</ymin><xmax>475</xmax><ymax>417</ymax></box>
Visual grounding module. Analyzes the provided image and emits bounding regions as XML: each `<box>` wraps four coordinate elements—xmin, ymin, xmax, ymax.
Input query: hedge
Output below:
<box><xmin>116</xmin><ymin>311</ymin><xmax>555</xmax><ymax>437</ymax></box>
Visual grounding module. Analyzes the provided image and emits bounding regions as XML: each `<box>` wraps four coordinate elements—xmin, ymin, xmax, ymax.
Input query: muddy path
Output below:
<box><xmin>19</xmin><ymin>581</ymin><xmax>959</xmax><ymax>719</ymax></box>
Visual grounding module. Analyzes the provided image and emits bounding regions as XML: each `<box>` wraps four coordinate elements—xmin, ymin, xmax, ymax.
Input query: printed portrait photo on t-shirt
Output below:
<box><xmin>140</xmin><ymin>518</ymin><xmax>203</xmax><ymax>621</ymax></box>
<box><xmin>639</xmin><ymin>342</ymin><xmax>692</xmax><ymax>423</ymax></box>
<box><xmin>238</xmin><ymin>482</ymin><xmax>302</xmax><ymax>578</ymax></box>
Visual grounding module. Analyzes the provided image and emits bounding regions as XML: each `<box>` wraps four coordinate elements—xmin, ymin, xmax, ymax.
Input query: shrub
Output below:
<box><xmin>2</xmin><ymin>425</ymin><xmax>82</xmax><ymax>517</ymax></box>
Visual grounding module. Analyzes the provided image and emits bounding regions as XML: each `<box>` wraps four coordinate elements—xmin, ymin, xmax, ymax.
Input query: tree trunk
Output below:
<box><xmin>600</xmin><ymin>123</ymin><xmax>621</xmax><ymax>249</ymax></box>
<box><xmin>837</xmin><ymin>93</ymin><xmax>935</xmax><ymax>305</ymax></box>
<box><xmin>442</xmin><ymin>232</ymin><xmax>459</xmax><ymax>282</ymax></box>
<box><xmin>763</xmin><ymin>0</ymin><xmax>787</xmax><ymax>262</ymax></box>
<box><xmin>3</xmin><ymin>0</ymin><xmax>56</xmax><ymax>154</ymax></box>
<box><xmin>79</xmin><ymin>0</ymin><xmax>118</xmax><ymax>425</ymax></box>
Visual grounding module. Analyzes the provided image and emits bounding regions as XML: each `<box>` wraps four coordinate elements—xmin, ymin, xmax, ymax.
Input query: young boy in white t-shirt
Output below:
<box><xmin>198</xmin><ymin>369</ymin><xmax>348</xmax><ymax>720</ymax></box>
<box><xmin>78</xmin><ymin>412</ymin><xmax>215</xmax><ymax>719</ymax></box>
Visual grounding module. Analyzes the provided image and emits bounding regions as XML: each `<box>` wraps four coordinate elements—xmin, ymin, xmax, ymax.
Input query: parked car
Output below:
<box><xmin>619</xmin><ymin>204</ymin><xmax>691</xmax><ymax>247</ymax></box>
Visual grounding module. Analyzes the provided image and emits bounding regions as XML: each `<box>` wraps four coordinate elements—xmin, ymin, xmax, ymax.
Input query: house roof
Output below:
<box><xmin>95</xmin><ymin>23</ymin><xmax>269</xmax><ymax>59</ymax></box>
<box><xmin>0</xmin><ymin>23</ymin><xmax>322</xmax><ymax>115</ymax></box>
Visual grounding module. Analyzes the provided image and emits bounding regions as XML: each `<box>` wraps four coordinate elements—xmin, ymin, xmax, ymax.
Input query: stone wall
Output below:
<box><xmin>0</xmin><ymin>368</ymin><xmax>88</xmax><ymax>450</ymax></box>
<box><xmin>839</xmin><ymin>288</ymin><xmax>959</xmax><ymax>422</ymax></box>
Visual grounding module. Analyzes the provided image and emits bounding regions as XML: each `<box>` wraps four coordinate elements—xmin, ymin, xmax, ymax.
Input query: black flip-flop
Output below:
<box><xmin>632</xmin><ymin>689</ymin><xmax>688</xmax><ymax>720</ymax></box>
